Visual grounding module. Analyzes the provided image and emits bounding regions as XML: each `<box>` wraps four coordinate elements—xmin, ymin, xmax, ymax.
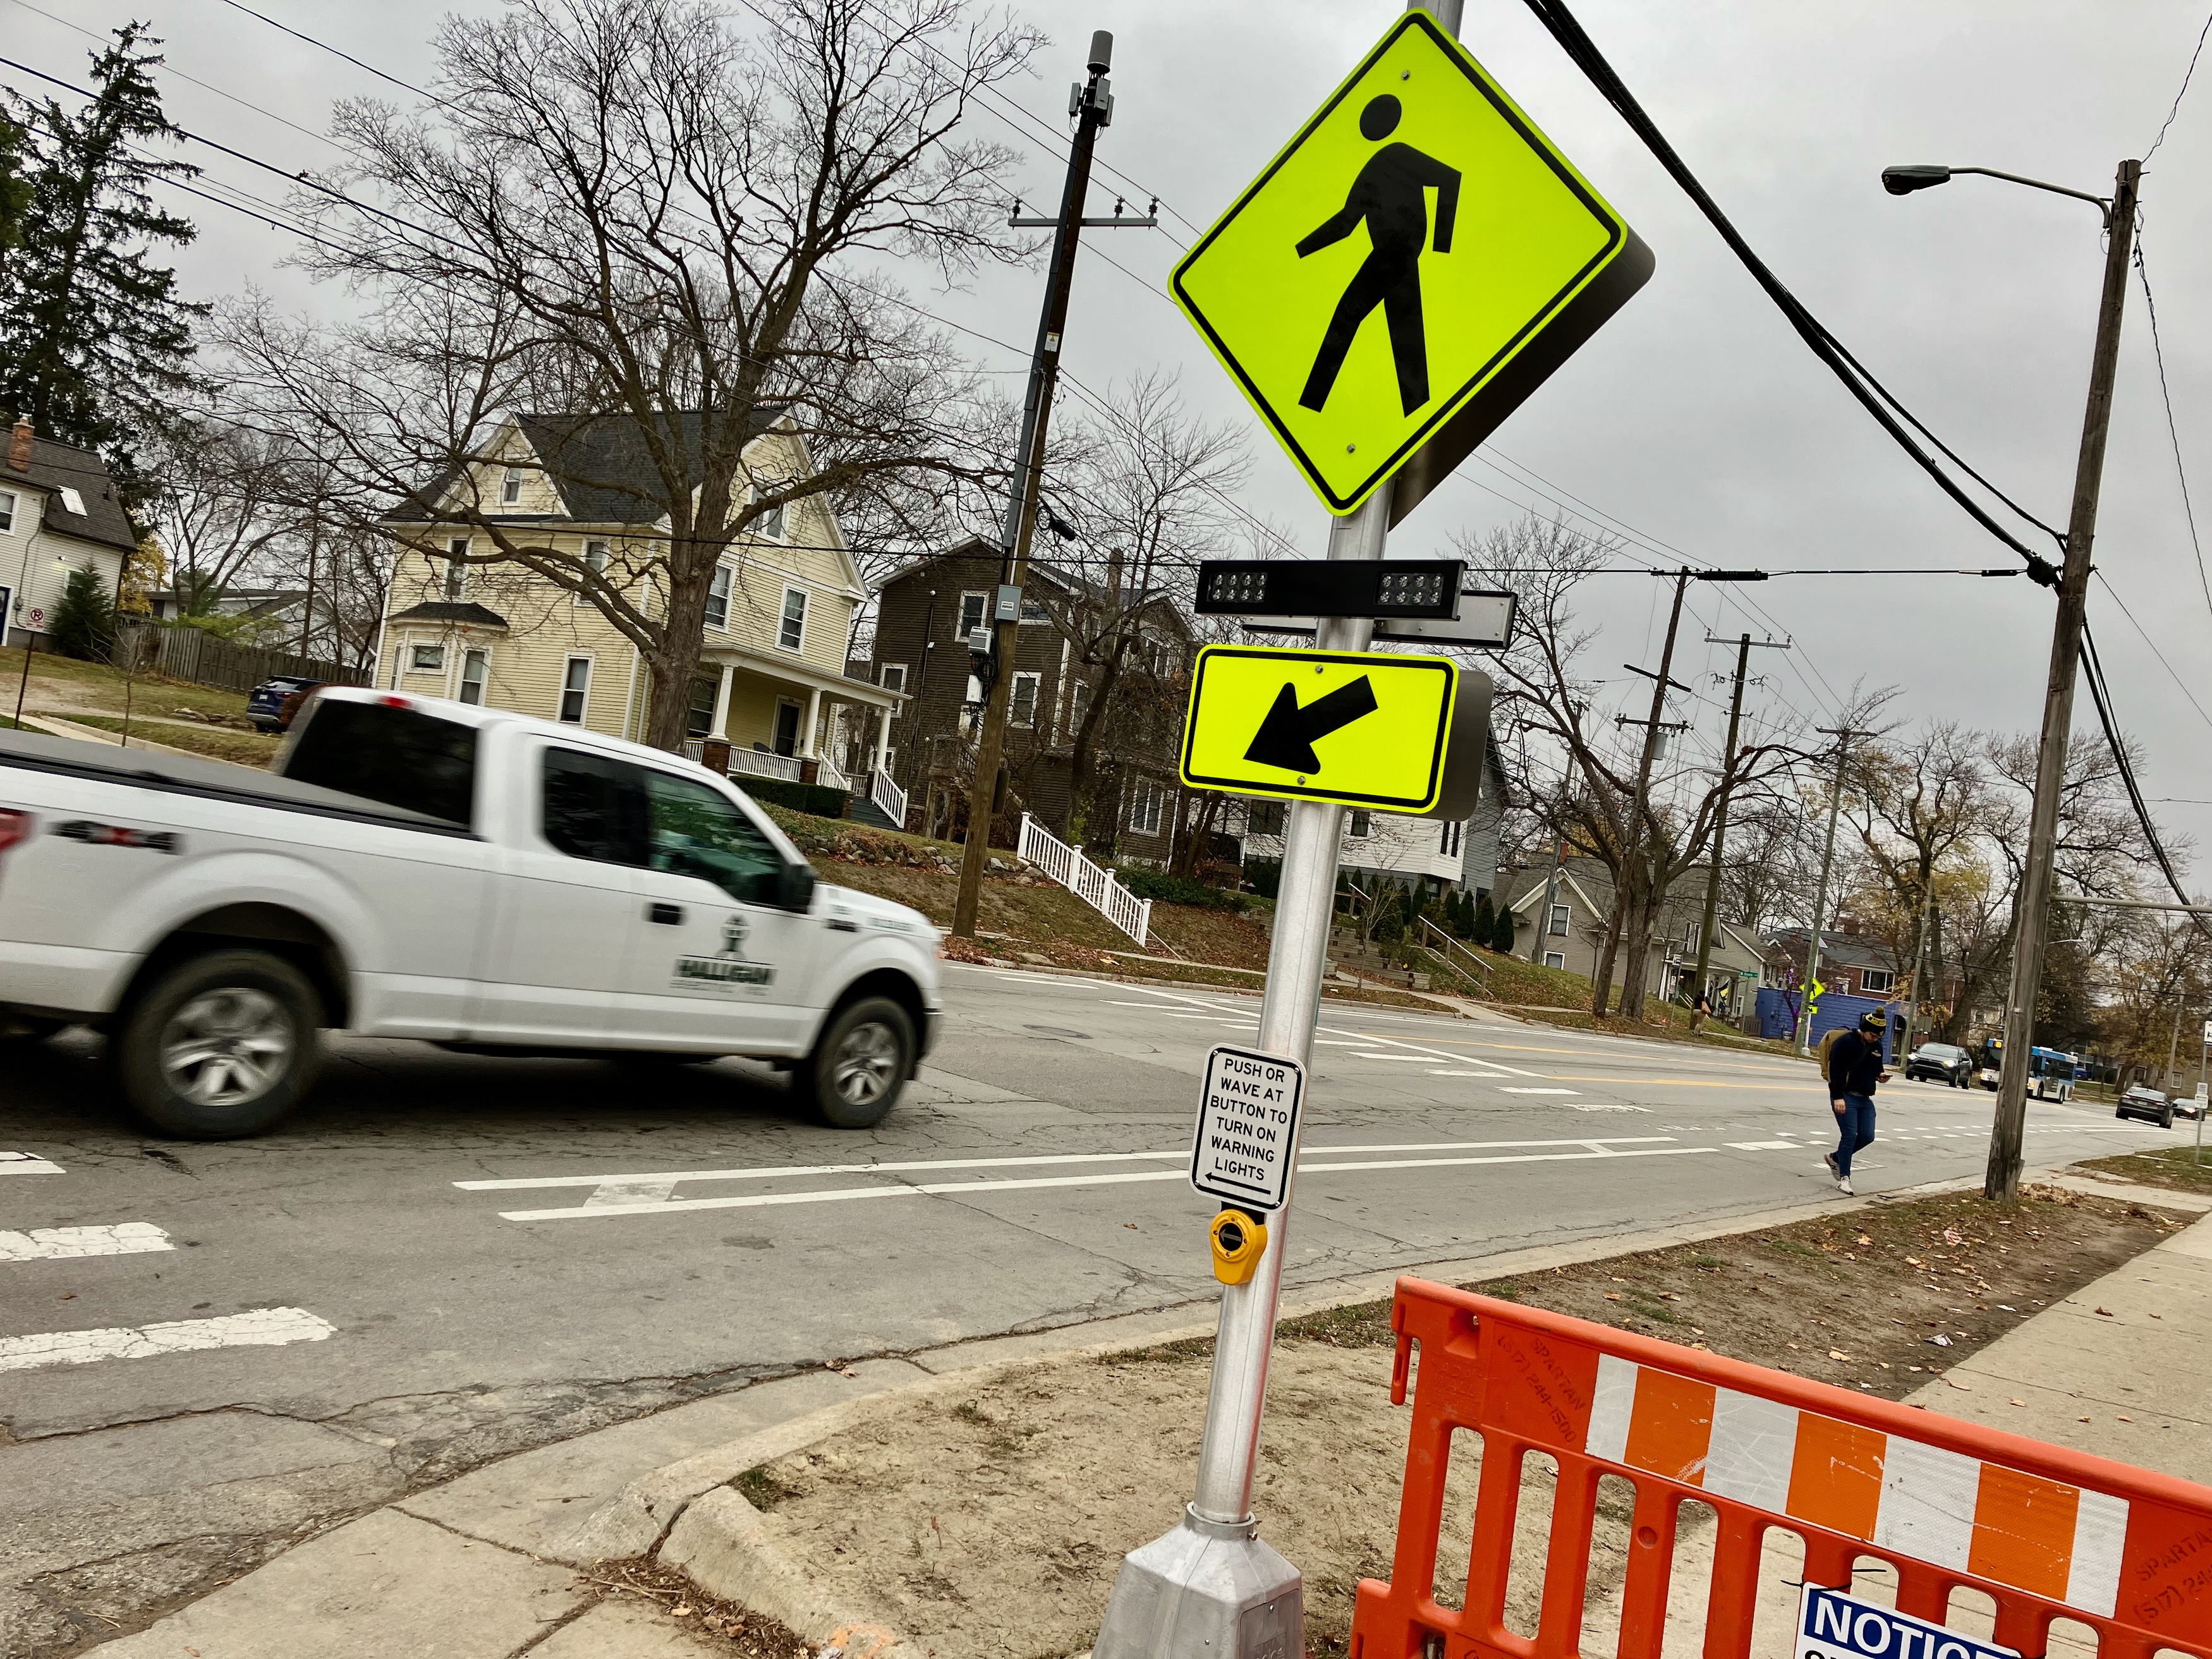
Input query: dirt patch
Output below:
<box><xmin>698</xmin><ymin>1186</ymin><xmax>2189</xmax><ymax>1657</ymax></box>
<box><xmin>578</xmin><ymin>1559</ymin><xmax>810</xmax><ymax>1656</ymax></box>
<box><xmin>2077</xmin><ymin>1144</ymin><xmax>2212</xmax><ymax>1196</ymax></box>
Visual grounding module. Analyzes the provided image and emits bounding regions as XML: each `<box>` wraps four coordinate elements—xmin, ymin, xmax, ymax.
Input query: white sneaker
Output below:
<box><xmin>1837</xmin><ymin>1176</ymin><xmax>1854</xmax><ymax>1196</ymax></box>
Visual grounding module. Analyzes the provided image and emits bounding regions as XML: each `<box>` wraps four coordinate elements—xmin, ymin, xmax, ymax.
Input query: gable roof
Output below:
<box><xmin>874</xmin><ymin>538</ymin><xmax>1191</xmax><ymax>634</ymax></box>
<box><xmin>4</xmin><ymin>437</ymin><xmax>137</xmax><ymax>553</ymax></box>
<box><xmin>386</xmin><ymin>409</ymin><xmax>789</xmax><ymax>526</ymax></box>
<box><xmin>389</xmin><ymin>600</ymin><xmax>510</xmax><ymax>629</ymax></box>
<box><xmin>1764</xmin><ymin>928</ymin><xmax>1895</xmax><ymax>971</ymax></box>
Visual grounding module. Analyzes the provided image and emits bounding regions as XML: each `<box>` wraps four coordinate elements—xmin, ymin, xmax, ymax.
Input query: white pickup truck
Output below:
<box><xmin>0</xmin><ymin>687</ymin><xmax>942</xmax><ymax>1138</ymax></box>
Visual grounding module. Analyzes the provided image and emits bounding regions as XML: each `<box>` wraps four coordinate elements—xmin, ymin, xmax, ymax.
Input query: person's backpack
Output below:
<box><xmin>1817</xmin><ymin>1027</ymin><xmax>1848</xmax><ymax>1082</ymax></box>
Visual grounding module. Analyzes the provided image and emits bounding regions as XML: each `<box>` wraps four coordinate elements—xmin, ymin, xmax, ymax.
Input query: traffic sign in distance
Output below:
<box><xmin>1191</xmin><ymin>1045</ymin><xmax>1305</xmax><ymax>1212</ymax></box>
<box><xmin>1170</xmin><ymin>11</ymin><xmax>1652</xmax><ymax>520</ymax></box>
<box><xmin>1179</xmin><ymin>644</ymin><xmax>1456</xmax><ymax>811</ymax></box>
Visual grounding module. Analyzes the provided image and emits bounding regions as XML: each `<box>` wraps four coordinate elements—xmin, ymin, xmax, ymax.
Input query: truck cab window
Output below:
<box><xmin>540</xmin><ymin>748</ymin><xmax>650</xmax><ymax>866</ymax></box>
<box><xmin>285</xmin><ymin>700</ymin><xmax>479</xmax><ymax>827</ymax></box>
<box><xmin>642</xmin><ymin>770</ymin><xmax>786</xmax><ymax>905</ymax></box>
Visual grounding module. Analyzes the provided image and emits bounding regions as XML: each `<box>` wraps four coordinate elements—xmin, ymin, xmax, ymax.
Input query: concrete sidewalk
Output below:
<box><xmin>78</xmin><ymin>1180</ymin><xmax>2212</xmax><ymax>1658</ymax></box>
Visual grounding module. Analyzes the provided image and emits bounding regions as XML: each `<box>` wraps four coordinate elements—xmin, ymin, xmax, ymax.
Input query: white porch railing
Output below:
<box><xmin>868</xmin><ymin>768</ymin><xmax>909</xmax><ymax>830</ymax></box>
<box><xmin>727</xmin><ymin>746</ymin><xmax>804</xmax><ymax>783</ymax></box>
<box><xmin>815</xmin><ymin>753</ymin><xmax>853</xmax><ymax>792</ymax></box>
<box><xmin>1017</xmin><ymin>811</ymin><xmax>1151</xmax><ymax>947</ymax></box>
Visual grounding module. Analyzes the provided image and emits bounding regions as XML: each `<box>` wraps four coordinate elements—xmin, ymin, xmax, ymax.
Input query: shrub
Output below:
<box><xmin>1243</xmin><ymin>858</ymin><xmax>1281</xmax><ymax>900</ymax></box>
<box><xmin>1490</xmin><ymin>902</ymin><xmax>1518</xmax><ymax>953</ymax></box>
<box><xmin>1116</xmin><ymin>865</ymin><xmax>1249</xmax><ymax>912</ymax></box>
<box><xmin>49</xmin><ymin>563</ymin><xmax>115</xmax><ymax>661</ymax></box>
<box><xmin>1472</xmin><ymin>891</ymin><xmax>1494</xmax><ymax>942</ymax></box>
<box><xmin>735</xmin><ymin>777</ymin><xmax>848</xmax><ymax>818</ymax></box>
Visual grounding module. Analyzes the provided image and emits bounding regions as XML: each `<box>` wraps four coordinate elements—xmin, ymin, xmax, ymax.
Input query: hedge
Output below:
<box><xmin>734</xmin><ymin>777</ymin><xmax>848</xmax><ymax>818</ymax></box>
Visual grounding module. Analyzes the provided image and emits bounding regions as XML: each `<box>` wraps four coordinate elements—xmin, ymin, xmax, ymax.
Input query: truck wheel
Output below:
<box><xmin>116</xmin><ymin>951</ymin><xmax>322</xmax><ymax>1139</ymax></box>
<box><xmin>2162</xmin><ymin>1107</ymin><xmax>2176</xmax><ymax>1129</ymax></box>
<box><xmin>799</xmin><ymin>997</ymin><xmax>914</xmax><ymax>1129</ymax></box>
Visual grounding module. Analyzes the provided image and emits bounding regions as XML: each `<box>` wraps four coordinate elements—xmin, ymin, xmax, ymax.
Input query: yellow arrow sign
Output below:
<box><xmin>1172</xmin><ymin>12</ymin><xmax>1650</xmax><ymax>518</ymax></box>
<box><xmin>1179</xmin><ymin>645</ymin><xmax>1456</xmax><ymax>811</ymax></box>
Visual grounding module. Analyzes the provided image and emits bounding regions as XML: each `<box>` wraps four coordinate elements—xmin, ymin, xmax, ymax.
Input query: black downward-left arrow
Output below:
<box><xmin>1244</xmin><ymin>676</ymin><xmax>1379</xmax><ymax>774</ymax></box>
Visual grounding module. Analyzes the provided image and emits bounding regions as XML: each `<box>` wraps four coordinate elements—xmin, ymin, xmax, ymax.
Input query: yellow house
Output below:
<box><xmin>375</xmin><ymin>411</ymin><xmax>905</xmax><ymax>819</ymax></box>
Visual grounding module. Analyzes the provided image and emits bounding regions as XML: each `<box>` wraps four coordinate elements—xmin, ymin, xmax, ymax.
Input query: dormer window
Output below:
<box><xmin>501</xmin><ymin>467</ymin><xmax>523</xmax><ymax>505</ymax></box>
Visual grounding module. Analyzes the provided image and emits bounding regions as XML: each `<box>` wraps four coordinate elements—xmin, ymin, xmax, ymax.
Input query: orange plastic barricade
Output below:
<box><xmin>1349</xmin><ymin>1279</ymin><xmax>2212</xmax><ymax>1659</ymax></box>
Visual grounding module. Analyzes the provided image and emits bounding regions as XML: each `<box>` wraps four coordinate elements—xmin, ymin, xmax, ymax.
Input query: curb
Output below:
<box><xmin>636</xmin><ymin>1166</ymin><xmax>2045</xmax><ymax>1653</ymax></box>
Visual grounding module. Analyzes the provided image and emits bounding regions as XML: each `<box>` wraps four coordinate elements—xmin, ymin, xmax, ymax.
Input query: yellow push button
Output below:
<box><xmin>1210</xmin><ymin>1208</ymin><xmax>1269</xmax><ymax>1285</ymax></box>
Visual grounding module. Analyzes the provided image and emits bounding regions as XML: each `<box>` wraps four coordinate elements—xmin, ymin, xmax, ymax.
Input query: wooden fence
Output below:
<box><xmin>112</xmin><ymin>620</ymin><xmax>365</xmax><ymax>696</ymax></box>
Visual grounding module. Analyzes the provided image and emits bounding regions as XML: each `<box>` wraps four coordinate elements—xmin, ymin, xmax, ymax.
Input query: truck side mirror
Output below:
<box><xmin>777</xmin><ymin>863</ymin><xmax>817</xmax><ymax>913</ymax></box>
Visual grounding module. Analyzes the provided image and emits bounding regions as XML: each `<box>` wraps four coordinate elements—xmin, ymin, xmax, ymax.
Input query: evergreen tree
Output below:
<box><xmin>49</xmin><ymin>562</ymin><xmax>115</xmax><ymax>660</ymax></box>
<box><xmin>1472</xmin><ymin>891</ymin><xmax>1494</xmax><ymax>944</ymax></box>
<box><xmin>0</xmin><ymin>109</ymin><xmax>32</xmax><ymax>255</ymax></box>
<box><xmin>0</xmin><ymin>24</ymin><xmax>209</xmax><ymax>504</ymax></box>
<box><xmin>1492</xmin><ymin>902</ymin><xmax>1519</xmax><ymax>954</ymax></box>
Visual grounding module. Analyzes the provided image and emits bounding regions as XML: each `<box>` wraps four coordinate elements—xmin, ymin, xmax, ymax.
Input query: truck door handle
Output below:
<box><xmin>647</xmin><ymin>902</ymin><xmax>684</xmax><ymax>925</ymax></box>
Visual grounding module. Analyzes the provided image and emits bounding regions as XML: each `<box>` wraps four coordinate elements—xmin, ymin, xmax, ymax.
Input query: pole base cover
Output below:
<box><xmin>1092</xmin><ymin>1505</ymin><xmax>1301</xmax><ymax>1659</ymax></box>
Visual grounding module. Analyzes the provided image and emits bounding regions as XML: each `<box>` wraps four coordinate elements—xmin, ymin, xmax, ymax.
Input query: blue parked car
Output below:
<box><xmin>245</xmin><ymin>674</ymin><xmax>324</xmax><ymax>733</ymax></box>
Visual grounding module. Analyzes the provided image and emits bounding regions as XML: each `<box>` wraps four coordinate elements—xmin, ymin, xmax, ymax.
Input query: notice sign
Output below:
<box><xmin>1191</xmin><ymin>1045</ymin><xmax>1306</xmax><ymax>1211</ymax></box>
<box><xmin>1797</xmin><ymin>1587</ymin><xmax>2020</xmax><ymax>1659</ymax></box>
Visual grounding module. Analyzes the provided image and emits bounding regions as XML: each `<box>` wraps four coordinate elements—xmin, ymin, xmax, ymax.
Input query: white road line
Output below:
<box><xmin>0</xmin><ymin>1151</ymin><xmax>64</xmax><ymax>1175</ymax></box>
<box><xmin>0</xmin><ymin>1307</ymin><xmax>335</xmax><ymax>1374</ymax></box>
<box><xmin>1430</xmin><ymin>1069</ymin><xmax>1487</xmax><ymax>1077</ymax></box>
<box><xmin>1502</xmin><ymin>1087</ymin><xmax>1580</xmax><ymax>1096</ymax></box>
<box><xmin>499</xmin><ymin>1139</ymin><xmax>1703</xmax><ymax>1222</ymax></box>
<box><xmin>0</xmin><ymin>1222</ymin><xmax>172</xmax><ymax>1261</ymax></box>
<box><xmin>1726</xmin><ymin>1141</ymin><xmax>1799</xmax><ymax>1152</ymax></box>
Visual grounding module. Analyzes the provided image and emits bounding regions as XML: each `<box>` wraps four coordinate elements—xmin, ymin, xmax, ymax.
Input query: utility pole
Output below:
<box><xmin>1689</xmin><ymin>632</ymin><xmax>1789</xmax><ymax>1020</ymax></box>
<box><xmin>951</xmin><ymin>32</ymin><xmax>1153</xmax><ymax>938</ymax></box>
<box><xmin>1531</xmin><ymin>834</ymin><xmax>1566</xmax><ymax>964</ymax></box>
<box><xmin>1797</xmin><ymin>727</ymin><xmax>1862</xmax><ymax>1057</ymax></box>
<box><xmin>1605</xmin><ymin>570</ymin><xmax>1692</xmax><ymax>1015</ymax></box>
<box><xmin>2165</xmin><ymin>998</ymin><xmax>2184</xmax><ymax>1092</ymax></box>
<box><xmin>1986</xmin><ymin>158</ymin><xmax>2140</xmax><ymax>1201</ymax></box>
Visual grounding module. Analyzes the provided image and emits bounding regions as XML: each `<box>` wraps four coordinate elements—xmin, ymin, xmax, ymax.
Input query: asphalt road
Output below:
<box><xmin>0</xmin><ymin>964</ymin><xmax>2183</xmax><ymax>1651</ymax></box>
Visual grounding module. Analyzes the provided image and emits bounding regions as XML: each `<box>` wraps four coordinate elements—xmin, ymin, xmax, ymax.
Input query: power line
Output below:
<box><xmin>2078</xmin><ymin>621</ymin><xmax>2209</xmax><ymax>940</ymax></box>
<box><xmin>1517</xmin><ymin>0</ymin><xmax>2067</xmax><ymax>577</ymax></box>
<box><xmin>2129</xmin><ymin>229</ymin><xmax>2212</xmax><ymax>632</ymax></box>
<box><xmin>2145</xmin><ymin>5</ymin><xmax>2212</xmax><ymax>163</ymax></box>
<box><xmin>2091</xmin><ymin>569</ymin><xmax>2212</xmax><ymax>739</ymax></box>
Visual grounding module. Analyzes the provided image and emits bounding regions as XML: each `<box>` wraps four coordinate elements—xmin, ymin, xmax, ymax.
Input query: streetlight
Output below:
<box><xmin>1883</xmin><ymin>157</ymin><xmax>2139</xmax><ymax>1201</ymax></box>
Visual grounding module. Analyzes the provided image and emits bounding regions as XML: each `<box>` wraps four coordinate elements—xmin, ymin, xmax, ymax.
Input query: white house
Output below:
<box><xmin>1</xmin><ymin>418</ymin><xmax>138</xmax><ymax>648</ymax></box>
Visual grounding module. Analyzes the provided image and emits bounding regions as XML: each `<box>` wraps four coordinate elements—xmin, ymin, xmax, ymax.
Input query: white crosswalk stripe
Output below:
<box><xmin>0</xmin><ymin>1150</ymin><xmax>64</xmax><ymax>1175</ymax></box>
<box><xmin>0</xmin><ymin>1222</ymin><xmax>173</xmax><ymax>1261</ymax></box>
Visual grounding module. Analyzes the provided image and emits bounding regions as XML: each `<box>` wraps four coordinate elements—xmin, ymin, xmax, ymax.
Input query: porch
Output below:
<box><xmin>686</xmin><ymin>642</ymin><xmax>909</xmax><ymax>829</ymax></box>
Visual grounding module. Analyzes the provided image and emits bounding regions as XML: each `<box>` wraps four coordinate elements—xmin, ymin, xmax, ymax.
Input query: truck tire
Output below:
<box><xmin>798</xmin><ymin>996</ymin><xmax>914</xmax><ymax>1129</ymax></box>
<box><xmin>2162</xmin><ymin>1106</ymin><xmax>2176</xmax><ymax>1129</ymax></box>
<box><xmin>115</xmin><ymin>950</ymin><xmax>322</xmax><ymax>1139</ymax></box>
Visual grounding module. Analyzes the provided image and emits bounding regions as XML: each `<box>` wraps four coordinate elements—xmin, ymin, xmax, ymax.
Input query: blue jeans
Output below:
<box><xmin>1833</xmin><ymin>1093</ymin><xmax>1876</xmax><ymax>1176</ymax></box>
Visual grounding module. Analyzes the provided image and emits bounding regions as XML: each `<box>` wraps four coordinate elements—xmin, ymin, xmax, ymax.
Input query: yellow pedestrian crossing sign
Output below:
<box><xmin>1171</xmin><ymin>11</ymin><xmax>1652</xmax><ymax>520</ymax></box>
<box><xmin>1179</xmin><ymin>645</ymin><xmax>1457</xmax><ymax>811</ymax></box>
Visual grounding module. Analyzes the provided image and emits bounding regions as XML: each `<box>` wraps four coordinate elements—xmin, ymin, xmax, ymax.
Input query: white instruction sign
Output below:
<box><xmin>1190</xmin><ymin>1044</ymin><xmax>1304</xmax><ymax>1212</ymax></box>
<box><xmin>1797</xmin><ymin>1586</ymin><xmax>2019</xmax><ymax>1659</ymax></box>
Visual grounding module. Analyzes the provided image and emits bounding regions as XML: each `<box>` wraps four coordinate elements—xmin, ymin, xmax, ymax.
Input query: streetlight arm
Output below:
<box><xmin>1944</xmin><ymin>166</ymin><xmax>2113</xmax><ymax>221</ymax></box>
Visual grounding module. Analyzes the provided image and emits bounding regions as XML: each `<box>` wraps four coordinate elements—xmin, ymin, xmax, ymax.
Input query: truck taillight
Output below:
<box><xmin>0</xmin><ymin>809</ymin><xmax>32</xmax><ymax>860</ymax></box>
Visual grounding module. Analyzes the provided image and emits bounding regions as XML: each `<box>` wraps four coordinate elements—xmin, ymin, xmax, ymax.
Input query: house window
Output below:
<box><xmin>1684</xmin><ymin>920</ymin><xmax>1701</xmax><ymax>952</ymax></box>
<box><xmin>1248</xmin><ymin>800</ymin><xmax>1285</xmax><ymax>837</ymax></box>
<box><xmin>879</xmin><ymin>664</ymin><xmax>907</xmax><ymax>696</ymax></box>
<box><xmin>753</xmin><ymin>498</ymin><xmax>786</xmax><ymax>540</ymax></box>
<box><xmin>1349</xmin><ymin>810</ymin><xmax>1371</xmax><ymax>837</ymax></box>
<box><xmin>457</xmin><ymin>648</ymin><xmax>488</xmax><ymax>704</ymax></box>
<box><xmin>1009</xmin><ymin>671</ymin><xmax>1039</xmax><ymax>728</ymax></box>
<box><xmin>703</xmin><ymin>564</ymin><xmax>732</xmax><ymax>631</ymax></box>
<box><xmin>583</xmin><ymin>540</ymin><xmax>609</xmax><ymax>575</ymax></box>
<box><xmin>957</xmin><ymin>591</ymin><xmax>988</xmax><ymax>640</ymax></box>
<box><xmin>57</xmin><ymin>486</ymin><xmax>85</xmax><ymax>516</ymax></box>
<box><xmin>410</xmin><ymin>643</ymin><xmax>445</xmax><ymax>672</ymax></box>
<box><xmin>444</xmin><ymin>538</ymin><xmax>469</xmax><ymax>602</ymax></box>
<box><xmin>778</xmin><ymin>586</ymin><xmax>807</xmax><ymax>652</ymax></box>
<box><xmin>1543</xmin><ymin>951</ymin><xmax>1567</xmax><ymax>971</ymax></box>
<box><xmin>1065</xmin><ymin>678</ymin><xmax>1092</xmax><ymax>736</ymax></box>
<box><xmin>0</xmin><ymin>491</ymin><xmax>14</xmax><ymax>532</ymax></box>
<box><xmin>1439</xmin><ymin>820</ymin><xmax>1462</xmax><ymax>855</ymax></box>
<box><xmin>1861</xmin><ymin>968</ymin><xmax>1895</xmax><ymax>994</ymax></box>
<box><xmin>558</xmin><ymin>656</ymin><xmax>592</xmax><ymax>724</ymax></box>
<box><xmin>501</xmin><ymin>466</ymin><xmax>523</xmax><ymax>505</ymax></box>
<box><xmin>1129</xmin><ymin>777</ymin><xmax>1164</xmax><ymax>837</ymax></box>
<box><xmin>686</xmin><ymin>676</ymin><xmax>719</xmax><ymax>739</ymax></box>
<box><xmin>1548</xmin><ymin>903</ymin><xmax>1571</xmax><ymax>936</ymax></box>
<box><xmin>772</xmin><ymin>700</ymin><xmax>801</xmax><ymax>757</ymax></box>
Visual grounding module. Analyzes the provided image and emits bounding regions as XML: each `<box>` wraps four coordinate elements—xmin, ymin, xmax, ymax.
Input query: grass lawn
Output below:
<box><xmin>0</xmin><ymin>644</ymin><xmax>257</xmax><ymax>724</ymax></box>
<box><xmin>2077</xmin><ymin>1142</ymin><xmax>2212</xmax><ymax>1194</ymax></box>
<box><xmin>61</xmin><ymin>713</ymin><xmax>279</xmax><ymax>769</ymax></box>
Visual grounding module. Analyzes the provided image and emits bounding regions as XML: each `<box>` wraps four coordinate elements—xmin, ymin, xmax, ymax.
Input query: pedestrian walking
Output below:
<box><xmin>1823</xmin><ymin>1008</ymin><xmax>1890</xmax><ymax>1195</ymax></box>
<box><xmin>1689</xmin><ymin>988</ymin><xmax>1714</xmax><ymax>1034</ymax></box>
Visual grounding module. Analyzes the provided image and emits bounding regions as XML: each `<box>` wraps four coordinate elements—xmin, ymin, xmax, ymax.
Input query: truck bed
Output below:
<box><xmin>0</xmin><ymin>727</ymin><xmax>475</xmax><ymax>838</ymax></box>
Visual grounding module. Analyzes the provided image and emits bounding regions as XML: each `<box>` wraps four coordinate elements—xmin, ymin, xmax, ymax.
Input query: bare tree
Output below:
<box><xmin>1460</xmin><ymin>516</ymin><xmax>1806</xmax><ymax>1019</ymax></box>
<box><xmin>142</xmin><ymin>415</ymin><xmax>298</xmax><ymax>616</ymax></box>
<box><xmin>219</xmin><ymin>0</ymin><xmax>1038</xmax><ymax>747</ymax></box>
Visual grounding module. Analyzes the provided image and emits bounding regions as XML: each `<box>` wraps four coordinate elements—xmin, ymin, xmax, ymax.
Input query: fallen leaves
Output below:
<box><xmin>1828</xmin><ymin>1349</ymin><xmax>1851</xmax><ymax>1361</ymax></box>
<box><xmin>2094</xmin><ymin>1307</ymin><xmax>2115</xmax><ymax>1317</ymax></box>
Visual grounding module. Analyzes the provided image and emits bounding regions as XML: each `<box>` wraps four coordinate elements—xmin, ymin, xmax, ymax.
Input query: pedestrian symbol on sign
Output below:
<box><xmin>1296</xmin><ymin>94</ymin><xmax>1460</xmax><ymax>416</ymax></box>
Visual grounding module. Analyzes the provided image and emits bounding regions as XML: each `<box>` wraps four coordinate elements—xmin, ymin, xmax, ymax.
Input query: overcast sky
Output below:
<box><xmin>16</xmin><ymin>0</ymin><xmax>2212</xmax><ymax>867</ymax></box>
